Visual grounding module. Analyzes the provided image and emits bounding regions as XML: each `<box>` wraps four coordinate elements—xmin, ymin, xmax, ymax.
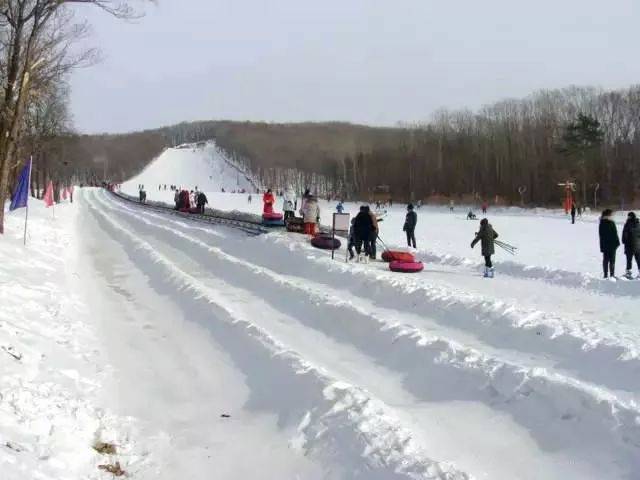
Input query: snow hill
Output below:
<box><xmin>2</xmin><ymin>145</ymin><xmax>640</xmax><ymax>479</ymax></box>
<box><xmin>122</xmin><ymin>141</ymin><xmax>258</xmax><ymax>194</ymax></box>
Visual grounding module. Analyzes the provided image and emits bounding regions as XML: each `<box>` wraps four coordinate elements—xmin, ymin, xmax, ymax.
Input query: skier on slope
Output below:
<box><xmin>599</xmin><ymin>209</ymin><xmax>620</xmax><ymax>279</ymax></box>
<box><xmin>471</xmin><ymin>218</ymin><xmax>499</xmax><ymax>278</ymax></box>
<box><xmin>283</xmin><ymin>187</ymin><xmax>296</xmax><ymax>220</ymax></box>
<box><xmin>621</xmin><ymin>212</ymin><xmax>639</xmax><ymax>279</ymax></box>
<box><xmin>403</xmin><ymin>204</ymin><xmax>417</xmax><ymax>248</ymax></box>
<box><xmin>263</xmin><ymin>189</ymin><xmax>275</xmax><ymax>214</ymax></box>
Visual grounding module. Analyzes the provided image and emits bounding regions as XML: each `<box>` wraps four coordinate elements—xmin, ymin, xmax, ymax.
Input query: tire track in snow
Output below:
<box><xmin>84</xmin><ymin>190</ymin><xmax>470</xmax><ymax>480</ymax></box>
<box><xmin>94</xmin><ymin>189</ymin><xmax>640</xmax><ymax>479</ymax></box>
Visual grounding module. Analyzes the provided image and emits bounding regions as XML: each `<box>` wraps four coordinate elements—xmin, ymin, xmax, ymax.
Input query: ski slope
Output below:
<box><xmin>3</xmin><ymin>142</ymin><xmax>639</xmax><ymax>479</ymax></box>
<box><xmin>123</xmin><ymin>141</ymin><xmax>258</xmax><ymax>194</ymax></box>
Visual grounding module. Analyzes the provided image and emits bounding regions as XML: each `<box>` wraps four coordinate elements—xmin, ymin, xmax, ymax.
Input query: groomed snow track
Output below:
<box><xmin>109</xmin><ymin>190</ymin><xmax>270</xmax><ymax>236</ymax></box>
<box><xmin>81</xmin><ymin>188</ymin><xmax>640</xmax><ymax>480</ymax></box>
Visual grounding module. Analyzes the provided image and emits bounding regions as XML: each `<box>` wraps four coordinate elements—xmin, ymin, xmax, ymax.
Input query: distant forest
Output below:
<box><xmin>36</xmin><ymin>84</ymin><xmax>640</xmax><ymax>208</ymax></box>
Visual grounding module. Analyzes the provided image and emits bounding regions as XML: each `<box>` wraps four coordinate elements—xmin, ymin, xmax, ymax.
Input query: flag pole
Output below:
<box><xmin>23</xmin><ymin>157</ymin><xmax>32</xmax><ymax>246</ymax></box>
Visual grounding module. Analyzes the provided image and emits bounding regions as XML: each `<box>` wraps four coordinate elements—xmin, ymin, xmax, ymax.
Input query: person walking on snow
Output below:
<box><xmin>302</xmin><ymin>195</ymin><xmax>320</xmax><ymax>235</ymax></box>
<box><xmin>196</xmin><ymin>191</ymin><xmax>208</xmax><ymax>214</ymax></box>
<box><xmin>283</xmin><ymin>187</ymin><xmax>296</xmax><ymax>220</ymax></box>
<box><xmin>353</xmin><ymin>205</ymin><xmax>374</xmax><ymax>262</ymax></box>
<box><xmin>599</xmin><ymin>209</ymin><xmax>620</xmax><ymax>279</ymax></box>
<box><xmin>263</xmin><ymin>189</ymin><xmax>275</xmax><ymax>214</ymax></box>
<box><xmin>571</xmin><ymin>203</ymin><xmax>577</xmax><ymax>224</ymax></box>
<box><xmin>481</xmin><ymin>201</ymin><xmax>488</xmax><ymax>215</ymax></box>
<box><xmin>471</xmin><ymin>218</ymin><xmax>498</xmax><ymax>278</ymax></box>
<box><xmin>336</xmin><ymin>201</ymin><xmax>344</xmax><ymax>214</ymax></box>
<box><xmin>621</xmin><ymin>211</ymin><xmax>640</xmax><ymax>279</ymax></box>
<box><xmin>403</xmin><ymin>204</ymin><xmax>417</xmax><ymax>248</ymax></box>
<box><xmin>449</xmin><ymin>199</ymin><xmax>455</xmax><ymax>212</ymax></box>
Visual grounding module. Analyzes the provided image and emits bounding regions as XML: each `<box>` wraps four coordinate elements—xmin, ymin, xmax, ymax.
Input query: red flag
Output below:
<box><xmin>43</xmin><ymin>181</ymin><xmax>54</xmax><ymax>207</ymax></box>
<box><xmin>62</xmin><ymin>187</ymin><xmax>68</xmax><ymax>200</ymax></box>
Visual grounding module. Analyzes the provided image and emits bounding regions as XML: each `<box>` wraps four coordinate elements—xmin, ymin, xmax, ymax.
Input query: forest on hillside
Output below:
<box><xmin>16</xmin><ymin>84</ymin><xmax>640</xmax><ymax>209</ymax></box>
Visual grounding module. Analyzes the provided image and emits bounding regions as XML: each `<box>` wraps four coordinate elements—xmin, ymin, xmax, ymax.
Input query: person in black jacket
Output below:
<box><xmin>196</xmin><ymin>191</ymin><xmax>208</xmax><ymax>214</ymax></box>
<box><xmin>599</xmin><ymin>209</ymin><xmax>620</xmax><ymax>279</ymax></box>
<box><xmin>571</xmin><ymin>203</ymin><xmax>576</xmax><ymax>224</ymax></box>
<box><xmin>621</xmin><ymin>211</ymin><xmax>640</xmax><ymax>278</ymax></box>
<box><xmin>403</xmin><ymin>204</ymin><xmax>417</xmax><ymax>248</ymax></box>
<box><xmin>471</xmin><ymin>218</ymin><xmax>498</xmax><ymax>278</ymax></box>
<box><xmin>353</xmin><ymin>205</ymin><xmax>374</xmax><ymax>262</ymax></box>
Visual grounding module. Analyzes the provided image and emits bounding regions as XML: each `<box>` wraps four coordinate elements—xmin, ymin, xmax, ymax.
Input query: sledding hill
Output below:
<box><xmin>122</xmin><ymin>141</ymin><xmax>259</xmax><ymax>194</ymax></box>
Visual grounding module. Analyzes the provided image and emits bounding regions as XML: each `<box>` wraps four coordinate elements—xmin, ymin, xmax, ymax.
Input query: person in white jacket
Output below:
<box><xmin>283</xmin><ymin>187</ymin><xmax>296</xmax><ymax>221</ymax></box>
<box><xmin>302</xmin><ymin>195</ymin><xmax>320</xmax><ymax>235</ymax></box>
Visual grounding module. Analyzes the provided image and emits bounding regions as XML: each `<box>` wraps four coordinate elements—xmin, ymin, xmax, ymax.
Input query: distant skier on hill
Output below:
<box><xmin>599</xmin><ymin>209</ymin><xmax>620</xmax><ymax>279</ymax></box>
<box><xmin>622</xmin><ymin>212</ymin><xmax>640</xmax><ymax>279</ymax></box>
<box><xmin>471</xmin><ymin>218</ymin><xmax>498</xmax><ymax>278</ymax></box>
<box><xmin>403</xmin><ymin>204</ymin><xmax>417</xmax><ymax>248</ymax></box>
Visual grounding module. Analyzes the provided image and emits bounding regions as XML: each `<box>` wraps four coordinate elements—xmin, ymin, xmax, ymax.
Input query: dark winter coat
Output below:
<box><xmin>403</xmin><ymin>211</ymin><xmax>417</xmax><ymax>231</ymax></box>
<box><xmin>471</xmin><ymin>223</ymin><xmax>498</xmax><ymax>256</ymax></box>
<box><xmin>621</xmin><ymin>218</ymin><xmax>639</xmax><ymax>254</ymax></box>
<box><xmin>196</xmin><ymin>192</ymin><xmax>208</xmax><ymax>207</ymax></box>
<box><xmin>599</xmin><ymin>217</ymin><xmax>620</xmax><ymax>253</ymax></box>
<box><xmin>354</xmin><ymin>210</ymin><xmax>374</xmax><ymax>240</ymax></box>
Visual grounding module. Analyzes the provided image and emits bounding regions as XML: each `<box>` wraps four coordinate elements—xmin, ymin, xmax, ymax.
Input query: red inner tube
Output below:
<box><xmin>262</xmin><ymin>212</ymin><xmax>283</xmax><ymax>220</ymax></box>
<box><xmin>381</xmin><ymin>250</ymin><xmax>415</xmax><ymax>263</ymax></box>
<box><xmin>389</xmin><ymin>260</ymin><xmax>424</xmax><ymax>273</ymax></box>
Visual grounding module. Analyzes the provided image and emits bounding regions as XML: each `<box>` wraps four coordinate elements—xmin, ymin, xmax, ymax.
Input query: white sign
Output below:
<box><xmin>333</xmin><ymin>213</ymin><xmax>350</xmax><ymax>233</ymax></box>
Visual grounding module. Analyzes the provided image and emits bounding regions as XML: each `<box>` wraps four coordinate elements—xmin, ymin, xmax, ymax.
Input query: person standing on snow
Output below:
<box><xmin>368</xmin><ymin>206</ymin><xmax>379</xmax><ymax>260</ymax></box>
<box><xmin>347</xmin><ymin>217</ymin><xmax>356</xmax><ymax>260</ymax></box>
<box><xmin>471</xmin><ymin>218</ymin><xmax>499</xmax><ymax>278</ymax></box>
<box><xmin>403</xmin><ymin>204</ymin><xmax>417</xmax><ymax>248</ymax></box>
<box><xmin>481</xmin><ymin>201</ymin><xmax>488</xmax><ymax>215</ymax></box>
<box><xmin>353</xmin><ymin>205</ymin><xmax>374</xmax><ymax>261</ymax></box>
<box><xmin>283</xmin><ymin>187</ymin><xmax>296</xmax><ymax>220</ymax></box>
<box><xmin>336</xmin><ymin>201</ymin><xmax>344</xmax><ymax>214</ymax></box>
<box><xmin>621</xmin><ymin>212</ymin><xmax>639</xmax><ymax>279</ymax></box>
<box><xmin>302</xmin><ymin>195</ymin><xmax>320</xmax><ymax>235</ymax></box>
<box><xmin>449</xmin><ymin>199</ymin><xmax>455</xmax><ymax>212</ymax></box>
<box><xmin>571</xmin><ymin>203</ymin><xmax>577</xmax><ymax>224</ymax></box>
<box><xmin>263</xmin><ymin>189</ymin><xmax>275</xmax><ymax>214</ymax></box>
<box><xmin>174</xmin><ymin>189</ymin><xmax>180</xmax><ymax>209</ymax></box>
<box><xmin>599</xmin><ymin>209</ymin><xmax>620</xmax><ymax>279</ymax></box>
<box><xmin>196</xmin><ymin>191</ymin><xmax>208</xmax><ymax>214</ymax></box>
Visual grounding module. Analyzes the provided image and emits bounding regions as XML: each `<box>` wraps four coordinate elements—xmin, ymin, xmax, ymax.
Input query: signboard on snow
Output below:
<box><xmin>332</xmin><ymin>213</ymin><xmax>350</xmax><ymax>234</ymax></box>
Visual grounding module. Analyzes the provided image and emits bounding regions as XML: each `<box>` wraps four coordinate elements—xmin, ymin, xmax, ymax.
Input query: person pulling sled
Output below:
<box><xmin>471</xmin><ymin>218</ymin><xmax>498</xmax><ymax>278</ymax></box>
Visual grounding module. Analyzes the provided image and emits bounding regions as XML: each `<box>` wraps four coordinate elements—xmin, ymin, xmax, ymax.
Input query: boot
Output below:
<box><xmin>489</xmin><ymin>268</ymin><xmax>495</xmax><ymax>278</ymax></box>
<box><xmin>625</xmin><ymin>269</ymin><xmax>633</xmax><ymax>280</ymax></box>
<box><xmin>483</xmin><ymin>267</ymin><xmax>490</xmax><ymax>278</ymax></box>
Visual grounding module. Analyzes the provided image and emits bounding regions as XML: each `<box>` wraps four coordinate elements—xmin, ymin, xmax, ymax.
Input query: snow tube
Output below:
<box><xmin>262</xmin><ymin>212</ymin><xmax>283</xmax><ymax>221</ymax></box>
<box><xmin>311</xmin><ymin>234</ymin><xmax>341</xmax><ymax>250</ymax></box>
<box><xmin>286</xmin><ymin>217</ymin><xmax>305</xmax><ymax>233</ymax></box>
<box><xmin>389</xmin><ymin>260</ymin><xmax>424</xmax><ymax>273</ymax></box>
<box><xmin>381</xmin><ymin>250</ymin><xmax>415</xmax><ymax>263</ymax></box>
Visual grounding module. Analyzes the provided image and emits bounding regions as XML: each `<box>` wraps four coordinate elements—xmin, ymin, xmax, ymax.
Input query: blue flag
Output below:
<box><xmin>9</xmin><ymin>159</ymin><xmax>32</xmax><ymax>211</ymax></box>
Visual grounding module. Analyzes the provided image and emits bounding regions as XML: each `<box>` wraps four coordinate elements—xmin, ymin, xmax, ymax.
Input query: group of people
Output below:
<box><xmin>347</xmin><ymin>205</ymin><xmax>380</xmax><ymax>262</ymax></box>
<box><xmin>599</xmin><ymin>209</ymin><xmax>640</xmax><ymax>279</ymax></box>
<box><xmin>173</xmin><ymin>187</ymin><xmax>208</xmax><ymax>213</ymax></box>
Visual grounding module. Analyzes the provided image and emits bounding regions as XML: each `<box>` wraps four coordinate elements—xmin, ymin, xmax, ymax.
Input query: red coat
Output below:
<box><xmin>263</xmin><ymin>192</ymin><xmax>275</xmax><ymax>205</ymax></box>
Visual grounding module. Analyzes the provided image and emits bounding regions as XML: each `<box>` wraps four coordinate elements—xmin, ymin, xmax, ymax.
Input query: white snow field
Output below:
<box><xmin>2</xmin><ymin>143</ymin><xmax>639</xmax><ymax>480</ymax></box>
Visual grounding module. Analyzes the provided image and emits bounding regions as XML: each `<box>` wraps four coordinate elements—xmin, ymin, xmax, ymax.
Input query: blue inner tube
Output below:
<box><xmin>263</xmin><ymin>218</ymin><xmax>285</xmax><ymax>227</ymax></box>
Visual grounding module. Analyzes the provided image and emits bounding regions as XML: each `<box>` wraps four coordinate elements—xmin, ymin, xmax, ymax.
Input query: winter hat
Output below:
<box><xmin>628</xmin><ymin>212</ymin><xmax>636</xmax><ymax>219</ymax></box>
<box><xmin>407</xmin><ymin>204</ymin><xmax>414</xmax><ymax>210</ymax></box>
<box><xmin>480</xmin><ymin>218</ymin><xmax>488</xmax><ymax>226</ymax></box>
<box><xmin>602</xmin><ymin>208</ymin><xmax>613</xmax><ymax>217</ymax></box>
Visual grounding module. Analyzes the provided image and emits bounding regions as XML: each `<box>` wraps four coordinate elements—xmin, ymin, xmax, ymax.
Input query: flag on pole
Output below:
<box><xmin>43</xmin><ymin>181</ymin><xmax>54</xmax><ymax>207</ymax></box>
<box><xmin>9</xmin><ymin>159</ymin><xmax>32</xmax><ymax>211</ymax></box>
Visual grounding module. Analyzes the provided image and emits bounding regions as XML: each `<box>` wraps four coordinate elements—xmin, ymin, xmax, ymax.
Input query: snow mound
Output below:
<box><xmin>122</xmin><ymin>141</ymin><xmax>259</xmax><ymax>194</ymax></box>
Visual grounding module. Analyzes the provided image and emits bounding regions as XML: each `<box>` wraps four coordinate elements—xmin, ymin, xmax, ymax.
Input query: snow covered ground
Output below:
<box><xmin>2</xmin><ymin>143</ymin><xmax>639</xmax><ymax>479</ymax></box>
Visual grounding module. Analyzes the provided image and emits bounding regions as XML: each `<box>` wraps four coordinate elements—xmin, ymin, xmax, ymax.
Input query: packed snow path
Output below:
<box><xmin>75</xmin><ymin>188</ymin><xmax>639</xmax><ymax>479</ymax></box>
